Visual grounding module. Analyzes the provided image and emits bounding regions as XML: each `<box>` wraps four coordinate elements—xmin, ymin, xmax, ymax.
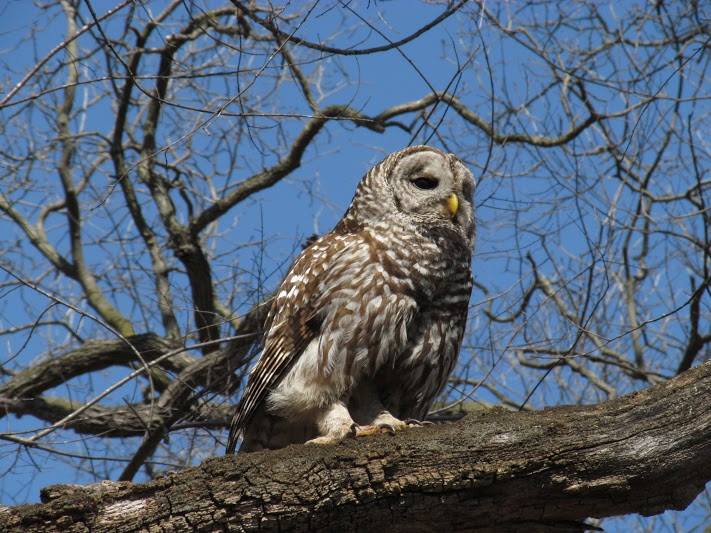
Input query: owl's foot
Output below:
<box><xmin>370</xmin><ymin>410</ymin><xmax>409</xmax><ymax>431</ymax></box>
<box><xmin>305</xmin><ymin>423</ymin><xmax>356</xmax><ymax>446</ymax></box>
<box><xmin>305</xmin><ymin>407</ymin><xmax>428</xmax><ymax>445</ymax></box>
<box><xmin>306</xmin><ymin>422</ymin><xmax>395</xmax><ymax>445</ymax></box>
<box><xmin>305</xmin><ymin>402</ymin><xmax>358</xmax><ymax>446</ymax></box>
<box><xmin>352</xmin><ymin>411</ymin><xmax>421</xmax><ymax>438</ymax></box>
<box><xmin>353</xmin><ymin>423</ymin><xmax>397</xmax><ymax>437</ymax></box>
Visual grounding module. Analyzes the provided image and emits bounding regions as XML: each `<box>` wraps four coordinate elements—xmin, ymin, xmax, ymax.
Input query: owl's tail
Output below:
<box><xmin>225</xmin><ymin>409</ymin><xmax>245</xmax><ymax>454</ymax></box>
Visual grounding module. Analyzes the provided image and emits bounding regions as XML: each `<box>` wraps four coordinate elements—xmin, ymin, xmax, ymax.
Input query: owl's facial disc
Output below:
<box><xmin>390</xmin><ymin>150</ymin><xmax>465</xmax><ymax>223</ymax></box>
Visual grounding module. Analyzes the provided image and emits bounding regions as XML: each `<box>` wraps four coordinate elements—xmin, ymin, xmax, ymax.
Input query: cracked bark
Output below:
<box><xmin>2</xmin><ymin>360</ymin><xmax>709</xmax><ymax>532</ymax></box>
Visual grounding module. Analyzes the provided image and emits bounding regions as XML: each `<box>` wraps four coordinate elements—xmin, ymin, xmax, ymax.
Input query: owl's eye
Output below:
<box><xmin>411</xmin><ymin>177</ymin><xmax>439</xmax><ymax>190</ymax></box>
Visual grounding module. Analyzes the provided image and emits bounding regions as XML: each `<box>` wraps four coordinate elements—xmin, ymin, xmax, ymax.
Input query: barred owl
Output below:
<box><xmin>226</xmin><ymin>145</ymin><xmax>475</xmax><ymax>453</ymax></box>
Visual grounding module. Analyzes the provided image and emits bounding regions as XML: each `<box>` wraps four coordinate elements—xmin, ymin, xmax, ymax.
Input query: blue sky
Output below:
<box><xmin>0</xmin><ymin>1</ymin><xmax>709</xmax><ymax>530</ymax></box>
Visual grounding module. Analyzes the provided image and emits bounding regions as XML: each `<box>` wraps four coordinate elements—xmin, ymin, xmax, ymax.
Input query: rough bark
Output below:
<box><xmin>2</xmin><ymin>361</ymin><xmax>709</xmax><ymax>533</ymax></box>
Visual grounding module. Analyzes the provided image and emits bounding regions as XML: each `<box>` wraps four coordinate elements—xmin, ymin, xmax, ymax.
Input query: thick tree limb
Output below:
<box><xmin>2</xmin><ymin>361</ymin><xmax>709</xmax><ymax>532</ymax></box>
<box><xmin>0</xmin><ymin>333</ymin><xmax>182</xmax><ymax>400</ymax></box>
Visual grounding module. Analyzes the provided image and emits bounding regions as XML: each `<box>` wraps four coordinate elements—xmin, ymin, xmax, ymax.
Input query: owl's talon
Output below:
<box><xmin>305</xmin><ymin>435</ymin><xmax>341</xmax><ymax>446</ymax></box>
<box><xmin>351</xmin><ymin>423</ymin><xmax>396</xmax><ymax>436</ymax></box>
<box><xmin>378</xmin><ymin>423</ymin><xmax>397</xmax><ymax>435</ymax></box>
<box><xmin>404</xmin><ymin>418</ymin><xmax>433</xmax><ymax>427</ymax></box>
<box><xmin>353</xmin><ymin>424</ymin><xmax>381</xmax><ymax>438</ymax></box>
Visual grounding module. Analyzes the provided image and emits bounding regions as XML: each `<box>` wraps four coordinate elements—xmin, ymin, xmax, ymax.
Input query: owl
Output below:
<box><xmin>226</xmin><ymin>145</ymin><xmax>475</xmax><ymax>453</ymax></box>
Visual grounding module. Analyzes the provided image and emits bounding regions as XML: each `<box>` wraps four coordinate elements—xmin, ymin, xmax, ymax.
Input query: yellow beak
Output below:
<box><xmin>447</xmin><ymin>193</ymin><xmax>459</xmax><ymax>217</ymax></box>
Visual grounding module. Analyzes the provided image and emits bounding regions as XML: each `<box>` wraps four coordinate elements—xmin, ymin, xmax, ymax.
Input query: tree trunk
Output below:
<box><xmin>2</xmin><ymin>361</ymin><xmax>710</xmax><ymax>533</ymax></box>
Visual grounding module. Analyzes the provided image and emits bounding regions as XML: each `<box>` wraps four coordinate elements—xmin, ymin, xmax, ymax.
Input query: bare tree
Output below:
<box><xmin>0</xmin><ymin>1</ymin><xmax>709</xmax><ymax>530</ymax></box>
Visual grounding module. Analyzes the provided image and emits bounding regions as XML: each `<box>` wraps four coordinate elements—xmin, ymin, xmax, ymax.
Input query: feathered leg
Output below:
<box><xmin>305</xmin><ymin>401</ymin><xmax>358</xmax><ymax>445</ymax></box>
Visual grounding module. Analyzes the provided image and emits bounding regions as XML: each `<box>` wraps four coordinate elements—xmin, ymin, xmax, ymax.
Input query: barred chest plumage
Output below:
<box><xmin>365</xmin><ymin>217</ymin><xmax>472</xmax><ymax>302</ymax></box>
<box><xmin>265</xmin><ymin>220</ymin><xmax>471</xmax><ymax>420</ymax></box>
<box><xmin>361</xmin><ymin>219</ymin><xmax>473</xmax><ymax>419</ymax></box>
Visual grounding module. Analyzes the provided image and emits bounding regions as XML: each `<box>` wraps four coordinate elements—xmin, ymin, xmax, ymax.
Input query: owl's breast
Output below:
<box><xmin>365</xmin><ymin>222</ymin><xmax>470</xmax><ymax>301</ymax></box>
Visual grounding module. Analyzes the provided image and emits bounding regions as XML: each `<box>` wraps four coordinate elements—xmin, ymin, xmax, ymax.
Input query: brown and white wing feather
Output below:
<box><xmin>225</xmin><ymin>253</ymin><xmax>321</xmax><ymax>453</ymax></box>
<box><xmin>225</xmin><ymin>232</ymin><xmax>359</xmax><ymax>453</ymax></box>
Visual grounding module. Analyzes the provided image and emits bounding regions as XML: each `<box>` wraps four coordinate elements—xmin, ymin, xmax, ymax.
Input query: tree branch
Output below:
<box><xmin>231</xmin><ymin>0</ymin><xmax>468</xmax><ymax>57</ymax></box>
<box><xmin>190</xmin><ymin>105</ymin><xmax>381</xmax><ymax>233</ymax></box>
<box><xmin>2</xmin><ymin>361</ymin><xmax>709</xmax><ymax>532</ymax></box>
<box><xmin>117</xmin><ymin>297</ymin><xmax>269</xmax><ymax>481</ymax></box>
<box><xmin>0</xmin><ymin>297</ymin><xmax>268</xmax><ymax>443</ymax></box>
<box><xmin>0</xmin><ymin>193</ymin><xmax>76</xmax><ymax>277</ymax></box>
<box><xmin>0</xmin><ymin>333</ymin><xmax>182</xmax><ymax>400</ymax></box>
<box><xmin>55</xmin><ymin>0</ymin><xmax>134</xmax><ymax>336</ymax></box>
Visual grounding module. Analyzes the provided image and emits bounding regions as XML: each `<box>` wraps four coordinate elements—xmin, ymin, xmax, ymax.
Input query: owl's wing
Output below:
<box><xmin>225</xmin><ymin>231</ymin><xmax>359</xmax><ymax>453</ymax></box>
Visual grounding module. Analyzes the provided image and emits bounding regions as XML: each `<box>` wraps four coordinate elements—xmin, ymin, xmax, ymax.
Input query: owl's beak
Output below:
<box><xmin>447</xmin><ymin>193</ymin><xmax>459</xmax><ymax>217</ymax></box>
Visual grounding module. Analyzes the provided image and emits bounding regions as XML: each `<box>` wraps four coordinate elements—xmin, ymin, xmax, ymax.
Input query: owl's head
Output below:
<box><xmin>345</xmin><ymin>146</ymin><xmax>475</xmax><ymax>245</ymax></box>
